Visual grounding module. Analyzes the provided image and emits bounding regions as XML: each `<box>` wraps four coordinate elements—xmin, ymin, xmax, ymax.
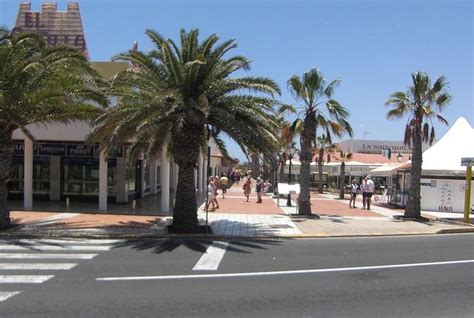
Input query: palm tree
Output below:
<box><xmin>315</xmin><ymin>134</ymin><xmax>334</xmax><ymax>193</ymax></box>
<box><xmin>88</xmin><ymin>29</ymin><xmax>280</xmax><ymax>233</ymax></box>
<box><xmin>0</xmin><ymin>28</ymin><xmax>106</xmax><ymax>228</ymax></box>
<box><xmin>288</xmin><ymin>68</ymin><xmax>353</xmax><ymax>215</ymax></box>
<box><xmin>338</xmin><ymin>150</ymin><xmax>353</xmax><ymax>199</ymax></box>
<box><xmin>275</xmin><ymin>104</ymin><xmax>296</xmax><ymax>183</ymax></box>
<box><xmin>386</xmin><ymin>72</ymin><xmax>451</xmax><ymax>218</ymax></box>
<box><xmin>249</xmin><ymin>151</ymin><xmax>260</xmax><ymax>178</ymax></box>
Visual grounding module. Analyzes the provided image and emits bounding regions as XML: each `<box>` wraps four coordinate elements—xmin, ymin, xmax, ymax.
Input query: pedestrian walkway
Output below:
<box><xmin>198</xmin><ymin>211</ymin><xmax>302</xmax><ymax>236</ymax></box>
<box><xmin>3</xmin><ymin>184</ymin><xmax>473</xmax><ymax>238</ymax></box>
<box><xmin>8</xmin><ymin>211</ymin><xmax>164</xmax><ymax>237</ymax></box>
<box><xmin>0</xmin><ymin>238</ymin><xmax>118</xmax><ymax>302</ymax></box>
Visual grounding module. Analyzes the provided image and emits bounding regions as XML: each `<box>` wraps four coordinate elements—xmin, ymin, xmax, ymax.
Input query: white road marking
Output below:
<box><xmin>0</xmin><ymin>263</ymin><xmax>77</xmax><ymax>270</ymax></box>
<box><xmin>0</xmin><ymin>239</ymin><xmax>121</xmax><ymax>245</ymax></box>
<box><xmin>0</xmin><ymin>291</ymin><xmax>22</xmax><ymax>302</ymax></box>
<box><xmin>98</xmin><ymin>259</ymin><xmax>474</xmax><ymax>281</ymax></box>
<box><xmin>193</xmin><ymin>241</ymin><xmax>229</xmax><ymax>271</ymax></box>
<box><xmin>0</xmin><ymin>275</ymin><xmax>54</xmax><ymax>283</ymax></box>
<box><xmin>0</xmin><ymin>245</ymin><xmax>111</xmax><ymax>251</ymax></box>
<box><xmin>0</xmin><ymin>253</ymin><xmax>97</xmax><ymax>259</ymax></box>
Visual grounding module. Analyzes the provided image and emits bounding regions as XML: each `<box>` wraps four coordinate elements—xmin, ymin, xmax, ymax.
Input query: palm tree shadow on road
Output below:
<box><xmin>112</xmin><ymin>238</ymin><xmax>288</xmax><ymax>254</ymax></box>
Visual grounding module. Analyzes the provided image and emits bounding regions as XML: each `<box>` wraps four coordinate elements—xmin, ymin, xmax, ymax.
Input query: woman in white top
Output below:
<box><xmin>349</xmin><ymin>179</ymin><xmax>359</xmax><ymax>208</ymax></box>
<box><xmin>206</xmin><ymin>177</ymin><xmax>216</xmax><ymax>211</ymax></box>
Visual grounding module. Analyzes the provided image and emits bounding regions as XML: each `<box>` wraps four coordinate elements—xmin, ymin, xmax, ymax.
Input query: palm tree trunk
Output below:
<box><xmin>251</xmin><ymin>153</ymin><xmax>259</xmax><ymax>177</ymax></box>
<box><xmin>298</xmin><ymin>114</ymin><xmax>314</xmax><ymax>215</ymax></box>
<box><xmin>0</xmin><ymin>133</ymin><xmax>13</xmax><ymax>228</ymax></box>
<box><xmin>171</xmin><ymin>127</ymin><xmax>201</xmax><ymax>233</ymax></box>
<box><xmin>405</xmin><ymin>125</ymin><xmax>422</xmax><ymax>218</ymax></box>
<box><xmin>317</xmin><ymin>149</ymin><xmax>324</xmax><ymax>193</ymax></box>
<box><xmin>172</xmin><ymin>161</ymin><xmax>199</xmax><ymax>232</ymax></box>
<box><xmin>279</xmin><ymin>159</ymin><xmax>286</xmax><ymax>183</ymax></box>
<box><xmin>339</xmin><ymin>161</ymin><xmax>346</xmax><ymax>199</ymax></box>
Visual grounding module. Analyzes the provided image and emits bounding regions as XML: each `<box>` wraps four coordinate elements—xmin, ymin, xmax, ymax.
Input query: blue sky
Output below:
<box><xmin>1</xmin><ymin>0</ymin><xmax>472</xmax><ymax>161</ymax></box>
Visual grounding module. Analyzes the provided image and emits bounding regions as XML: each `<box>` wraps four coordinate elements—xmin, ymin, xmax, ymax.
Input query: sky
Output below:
<box><xmin>1</xmin><ymin>0</ymin><xmax>473</xmax><ymax>162</ymax></box>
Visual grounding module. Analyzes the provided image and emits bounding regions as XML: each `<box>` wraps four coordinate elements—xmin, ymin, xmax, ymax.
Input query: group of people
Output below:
<box><xmin>205</xmin><ymin>173</ymin><xmax>229</xmax><ymax>212</ymax></box>
<box><xmin>205</xmin><ymin>171</ymin><xmax>273</xmax><ymax>211</ymax></box>
<box><xmin>349</xmin><ymin>176</ymin><xmax>375</xmax><ymax>210</ymax></box>
<box><xmin>242</xmin><ymin>175</ymin><xmax>272</xmax><ymax>203</ymax></box>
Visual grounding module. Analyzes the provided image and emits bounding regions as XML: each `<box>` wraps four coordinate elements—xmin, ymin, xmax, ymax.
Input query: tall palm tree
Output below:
<box><xmin>249</xmin><ymin>151</ymin><xmax>260</xmax><ymax>178</ymax></box>
<box><xmin>89</xmin><ymin>29</ymin><xmax>280</xmax><ymax>233</ymax></box>
<box><xmin>386</xmin><ymin>72</ymin><xmax>451</xmax><ymax>218</ymax></box>
<box><xmin>315</xmin><ymin>134</ymin><xmax>334</xmax><ymax>193</ymax></box>
<box><xmin>338</xmin><ymin>150</ymin><xmax>352</xmax><ymax>199</ymax></box>
<box><xmin>275</xmin><ymin>104</ymin><xmax>296</xmax><ymax>183</ymax></box>
<box><xmin>288</xmin><ymin>68</ymin><xmax>353</xmax><ymax>215</ymax></box>
<box><xmin>0</xmin><ymin>28</ymin><xmax>107</xmax><ymax>228</ymax></box>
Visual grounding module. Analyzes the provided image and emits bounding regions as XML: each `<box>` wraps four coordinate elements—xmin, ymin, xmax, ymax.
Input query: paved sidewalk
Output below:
<box><xmin>2</xmin><ymin>185</ymin><xmax>473</xmax><ymax>238</ymax></box>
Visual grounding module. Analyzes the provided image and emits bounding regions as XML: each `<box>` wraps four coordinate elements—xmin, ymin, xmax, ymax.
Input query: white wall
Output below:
<box><xmin>13</xmin><ymin>122</ymin><xmax>92</xmax><ymax>141</ymax></box>
<box><xmin>421</xmin><ymin>178</ymin><xmax>474</xmax><ymax>213</ymax></box>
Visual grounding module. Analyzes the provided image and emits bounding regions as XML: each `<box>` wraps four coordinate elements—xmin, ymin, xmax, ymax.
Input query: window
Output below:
<box><xmin>9</xmin><ymin>158</ymin><xmax>50</xmax><ymax>194</ymax></box>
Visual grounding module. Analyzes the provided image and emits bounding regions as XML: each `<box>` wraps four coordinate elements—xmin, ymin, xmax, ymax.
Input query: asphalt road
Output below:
<box><xmin>0</xmin><ymin>234</ymin><xmax>473</xmax><ymax>317</ymax></box>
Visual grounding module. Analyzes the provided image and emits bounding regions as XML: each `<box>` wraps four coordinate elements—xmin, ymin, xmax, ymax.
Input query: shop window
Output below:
<box><xmin>9</xmin><ymin>158</ymin><xmax>50</xmax><ymax>194</ymax></box>
<box><xmin>127</xmin><ymin>164</ymin><xmax>137</xmax><ymax>193</ymax></box>
<box><xmin>63</xmin><ymin>158</ymin><xmax>117</xmax><ymax>196</ymax></box>
<box><xmin>144</xmin><ymin>162</ymin><xmax>150</xmax><ymax>192</ymax></box>
<box><xmin>108</xmin><ymin>165</ymin><xmax>117</xmax><ymax>195</ymax></box>
<box><xmin>64</xmin><ymin>160</ymin><xmax>96</xmax><ymax>195</ymax></box>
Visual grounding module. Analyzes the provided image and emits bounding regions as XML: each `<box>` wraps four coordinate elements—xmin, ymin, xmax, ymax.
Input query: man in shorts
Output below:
<box><xmin>365</xmin><ymin>176</ymin><xmax>375</xmax><ymax>210</ymax></box>
<box><xmin>219</xmin><ymin>174</ymin><xmax>229</xmax><ymax>199</ymax></box>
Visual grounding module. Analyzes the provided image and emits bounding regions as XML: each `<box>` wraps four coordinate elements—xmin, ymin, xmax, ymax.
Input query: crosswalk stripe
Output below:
<box><xmin>0</xmin><ymin>253</ymin><xmax>97</xmax><ymax>259</ymax></box>
<box><xmin>0</xmin><ymin>275</ymin><xmax>54</xmax><ymax>283</ymax></box>
<box><xmin>0</xmin><ymin>291</ymin><xmax>22</xmax><ymax>302</ymax></box>
<box><xmin>0</xmin><ymin>239</ymin><xmax>121</xmax><ymax>245</ymax></box>
<box><xmin>0</xmin><ymin>263</ymin><xmax>77</xmax><ymax>270</ymax></box>
<box><xmin>0</xmin><ymin>245</ymin><xmax>111</xmax><ymax>251</ymax></box>
<box><xmin>193</xmin><ymin>241</ymin><xmax>229</xmax><ymax>271</ymax></box>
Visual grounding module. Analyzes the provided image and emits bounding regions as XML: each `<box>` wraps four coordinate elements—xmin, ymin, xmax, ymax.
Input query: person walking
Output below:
<box><xmin>243</xmin><ymin>176</ymin><xmax>252</xmax><ymax>202</ymax></box>
<box><xmin>365</xmin><ymin>176</ymin><xmax>375</xmax><ymax>210</ymax></box>
<box><xmin>256</xmin><ymin>177</ymin><xmax>264</xmax><ymax>203</ymax></box>
<box><xmin>205</xmin><ymin>177</ymin><xmax>216</xmax><ymax>212</ymax></box>
<box><xmin>211</xmin><ymin>176</ymin><xmax>219</xmax><ymax>209</ymax></box>
<box><xmin>349</xmin><ymin>179</ymin><xmax>358</xmax><ymax>208</ymax></box>
<box><xmin>361</xmin><ymin>177</ymin><xmax>368</xmax><ymax>209</ymax></box>
<box><xmin>219</xmin><ymin>173</ymin><xmax>229</xmax><ymax>199</ymax></box>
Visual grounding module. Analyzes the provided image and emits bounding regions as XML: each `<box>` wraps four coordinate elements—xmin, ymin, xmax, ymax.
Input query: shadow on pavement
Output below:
<box><xmin>112</xmin><ymin>238</ymin><xmax>286</xmax><ymax>254</ymax></box>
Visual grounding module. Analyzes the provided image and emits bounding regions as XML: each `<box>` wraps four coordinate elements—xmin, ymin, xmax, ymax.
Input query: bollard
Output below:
<box><xmin>66</xmin><ymin>197</ymin><xmax>70</xmax><ymax>210</ymax></box>
<box><xmin>132</xmin><ymin>200</ymin><xmax>136</xmax><ymax>211</ymax></box>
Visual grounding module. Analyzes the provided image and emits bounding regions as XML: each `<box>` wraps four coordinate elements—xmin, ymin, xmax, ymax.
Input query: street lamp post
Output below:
<box><xmin>397</xmin><ymin>153</ymin><xmax>403</xmax><ymax>163</ymax></box>
<box><xmin>287</xmin><ymin>145</ymin><xmax>297</xmax><ymax>206</ymax></box>
<box><xmin>273</xmin><ymin>160</ymin><xmax>279</xmax><ymax>196</ymax></box>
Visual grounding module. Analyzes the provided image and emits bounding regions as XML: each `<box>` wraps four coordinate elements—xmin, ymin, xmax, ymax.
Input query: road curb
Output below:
<box><xmin>1</xmin><ymin>228</ymin><xmax>474</xmax><ymax>240</ymax></box>
<box><xmin>435</xmin><ymin>218</ymin><xmax>474</xmax><ymax>227</ymax></box>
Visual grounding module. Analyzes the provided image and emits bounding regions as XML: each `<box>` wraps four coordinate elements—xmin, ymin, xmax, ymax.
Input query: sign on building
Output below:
<box><xmin>12</xmin><ymin>2</ymin><xmax>88</xmax><ymax>56</ymax></box>
<box><xmin>461</xmin><ymin>157</ymin><xmax>474</xmax><ymax>166</ymax></box>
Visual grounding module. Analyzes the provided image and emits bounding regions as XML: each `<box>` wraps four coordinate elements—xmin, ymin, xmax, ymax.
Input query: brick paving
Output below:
<box><xmin>51</xmin><ymin>214</ymin><xmax>161</xmax><ymax>228</ymax></box>
<box><xmin>198</xmin><ymin>212</ymin><xmax>302</xmax><ymax>237</ymax></box>
<box><xmin>3</xmin><ymin>183</ymin><xmax>472</xmax><ymax>238</ymax></box>
<box><xmin>203</xmin><ymin>181</ymin><xmax>285</xmax><ymax>215</ymax></box>
<box><xmin>310</xmin><ymin>198</ymin><xmax>383</xmax><ymax>217</ymax></box>
<box><xmin>10</xmin><ymin>212</ymin><xmax>60</xmax><ymax>225</ymax></box>
<box><xmin>294</xmin><ymin>217</ymin><xmax>469</xmax><ymax>237</ymax></box>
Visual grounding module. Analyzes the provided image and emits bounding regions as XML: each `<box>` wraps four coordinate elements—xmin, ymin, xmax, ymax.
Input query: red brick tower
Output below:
<box><xmin>12</xmin><ymin>2</ymin><xmax>88</xmax><ymax>57</ymax></box>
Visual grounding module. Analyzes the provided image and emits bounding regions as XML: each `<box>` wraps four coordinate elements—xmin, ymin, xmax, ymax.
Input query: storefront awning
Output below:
<box><xmin>369</xmin><ymin>162</ymin><xmax>410</xmax><ymax>177</ymax></box>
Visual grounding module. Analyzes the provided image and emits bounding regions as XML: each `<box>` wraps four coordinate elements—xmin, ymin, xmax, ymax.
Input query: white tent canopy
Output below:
<box><xmin>420</xmin><ymin>117</ymin><xmax>474</xmax><ymax>176</ymax></box>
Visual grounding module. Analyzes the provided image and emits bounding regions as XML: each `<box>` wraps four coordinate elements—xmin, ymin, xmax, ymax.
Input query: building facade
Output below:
<box><xmin>8</xmin><ymin>2</ymin><xmax>222</xmax><ymax>214</ymax></box>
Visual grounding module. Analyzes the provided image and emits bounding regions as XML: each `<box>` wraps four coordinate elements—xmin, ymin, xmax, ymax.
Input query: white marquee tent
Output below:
<box><xmin>420</xmin><ymin>117</ymin><xmax>474</xmax><ymax>176</ymax></box>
